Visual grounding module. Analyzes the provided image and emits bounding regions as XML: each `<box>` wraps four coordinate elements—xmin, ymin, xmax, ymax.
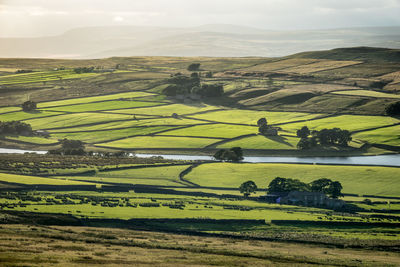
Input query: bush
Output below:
<box><xmin>214</xmin><ymin>147</ymin><xmax>243</xmax><ymax>162</ymax></box>
<box><xmin>22</xmin><ymin>101</ymin><xmax>37</xmax><ymax>112</ymax></box>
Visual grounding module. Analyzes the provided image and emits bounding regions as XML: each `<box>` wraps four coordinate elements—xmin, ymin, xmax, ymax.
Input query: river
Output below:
<box><xmin>0</xmin><ymin>148</ymin><xmax>398</xmax><ymax>167</ymax></box>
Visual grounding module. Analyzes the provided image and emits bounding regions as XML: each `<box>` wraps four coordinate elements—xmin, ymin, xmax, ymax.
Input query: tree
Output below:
<box><xmin>257</xmin><ymin>118</ymin><xmax>267</xmax><ymax>127</ymax></box>
<box><xmin>327</xmin><ymin>181</ymin><xmax>343</xmax><ymax>199</ymax></box>
<box><xmin>22</xmin><ymin>100</ymin><xmax>37</xmax><ymax>112</ymax></box>
<box><xmin>296</xmin><ymin>126</ymin><xmax>310</xmax><ymax>138</ymax></box>
<box><xmin>310</xmin><ymin>178</ymin><xmax>332</xmax><ymax>193</ymax></box>
<box><xmin>187</xmin><ymin>63</ymin><xmax>201</xmax><ymax>71</ymax></box>
<box><xmin>267</xmin><ymin>177</ymin><xmax>309</xmax><ymax>193</ymax></box>
<box><xmin>386</xmin><ymin>102</ymin><xmax>400</xmax><ymax>116</ymax></box>
<box><xmin>239</xmin><ymin>181</ymin><xmax>257</xmax><ymax>197</ymax></box>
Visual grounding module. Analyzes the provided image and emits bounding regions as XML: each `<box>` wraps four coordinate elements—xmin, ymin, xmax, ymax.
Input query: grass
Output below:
<box><xmin>0</xmin><ymin>172</ymin><xmax>95</xmax><ymax>185</ymax></box>
<box><xmin>37</xmin><ymin>91</ymin><xmax>156</xmax><ymax>108</ymax></box>
<box><xmin>161</xmin><ymin>124</ymin><xmax>258</xmax><ymax>138</ymax></box>
<box><xmin>189</xmin><ymin>110</ymin><xmax>322</xmax><ymax>125</ymax></box>
<box><xmin>0</xmin><ymin>110</ymin><xmax>64</xmax><ymax>121</ymax></box>
<box><xmin>241</xmin><ymin>58</ymin><xmax>318</xmax><ymax>72</ymax></box>
<box><xmin>106</xmin><ymin>103</ymin><xmax>220</xmax><ymax>116</ymax></box>
<box><xmin>99</xmin><ymin>136</ymin><xmax>222</xmax><ymax>149</ymax></box>
<box><xmin>25</xmin><ymin>112</ymin><xmax>133</xmax><ymax>130</ymax></box>
<box><xmin>331</xmin><ymin>90</ymin><xmax>400</xmax><ymax>98</ymax></box>
<box><xmin>352</xmin><ymin>125</ymin><xmax>400</xmax><ymax>146</ymax></box>
<box><xmin>281</xmin><ymin>60</ymin><xmax>361</xmax><ymax>74</ymax></box>
<box><xmin>0</xmin><ymin>69</ymin><xmax>99</xmax><ymax>85</ymax></box>
<box><xmin>0</xmin><ymin>106</ymin><xmax>21</xmax><ymax>114</ymax></box>
<box><xmin>51</xmin><ymin>126</ymin><xmax>177</xmax><ymax>143</ymax></box>
<box><xmin>42</xmin><ymin>100</ymin><xmax>164</xmax><ymax>113</ymax></box>
<box><xmin>58</xmin><ymin>165</ymin><xmax>191</xmax><ymax>186</ymax></box>
<box><xmin>280</xmin><ymin>114</ymin><xmax>400</xmax><ymax>133</ymax></box>
<box><xmin>185</xmin><ymin>163</ymin><xmax>400</xmax><ymax>197</ymax></box>
<box><xmin>217</xmin><ymin>134</ymin><xmax>299</xmax><ymax>149</ymax></box>
<box><xmin>4</xmin><ymin>135</ymin><xmax>59</xmax><ymax>145</ymax></box>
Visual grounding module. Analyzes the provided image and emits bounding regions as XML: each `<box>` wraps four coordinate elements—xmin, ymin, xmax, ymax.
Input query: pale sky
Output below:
<box><xmin>1</xmin><ymin>0</ymin><xmax>400</xmax><ymax>37</ymax></box>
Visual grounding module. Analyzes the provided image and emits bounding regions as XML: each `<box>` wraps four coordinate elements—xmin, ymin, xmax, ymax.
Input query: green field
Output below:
<box><xmin>217</xmin><ymin>135</ymin><xmax>299</xmax><ymax>149</ymax></box>
<box><xmin>0</xmin><ymin>69</ymin><xmax>99</xmax><ymax>85</ymax></box>
<box><xmin>99</xmin><ymin>136</ymin><xmax>222</xmax><ymax>149</ymax></box>
<box><xmin>352</xmin><ymin>125</ymin><xmax>400</xmax><ymax>146</ymax></box>
<box><xmin>161</xmin><ymin>124</ymin><xmax>258</xmax><ymax>138</ymax></box>
<box><xmin>0</xmin><ymin>172</ymin><xmax>95</xmax><ymax>186</ymax></box>
<box><xmin>25</xmin><ymin>112</ymin><xmax>133</xmax><ymax>129</ymax></box>
<box><xmin>42</xmin><ymin>100</ymin><xmax>165</xmax><ymax>113</ymax></box>
<box><xmin>280</xmin><ymin>114</ymin><xmax>400</xmax><ymax>133</ymax></box>
<box><xmin>189</xmin><ymin>110</ymin><xmax>322</xmax><ymax>125</ymax></box>
<box><xmin>51</xmin><ymin>126</ymin><xmax>177</xmax><ymax>143</ymax></box>
<box><xmin>0</xmin><ymin>110</ymin><xmax>64</xmax><ymax>121</ymax></box>
<box><xmin>37</xmin><ymin>91</ymin><xmax>156</xmax><ymax>108</ymax></box>
<box><xmin>185</xmin><ymin>163</ymin><xmax>400</xmax><ymax>197</ymax></box>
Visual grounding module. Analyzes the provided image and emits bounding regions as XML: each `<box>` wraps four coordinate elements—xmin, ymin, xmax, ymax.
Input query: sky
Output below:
<box><xmin>1</xmin><ymin>0</ymin><xmax>400</xmax><ymax>37</ymax></box>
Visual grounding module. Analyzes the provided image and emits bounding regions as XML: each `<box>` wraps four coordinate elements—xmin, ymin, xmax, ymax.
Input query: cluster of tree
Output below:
<box><xmin>268</xmin><ymin>177</ymin><xmax>343</xmax><ymax>198</ymax></box>
<box><xmin>187</xmin><ymin>63</ymin><xmax>201</xmax><ymax>71</ymax></box>
<box><xmin>48</xmin><ymin>139</ymin><xmax>86</xmax><ymax>155</ymax></box>
<box><xmin>257</xmin><ymin>117</ymin><xmax>278</xmax><ymax>136</ymax></box>
<box><xmin>239</xmin><ymin>180</ymin><xmax>257</xmax><ymax>197</ymax></box>
<box><xmin>73</xmin><ymin>67</ymin><xmax>94</xmax><ymax>74</ymax></box>
<box><xmin>296</xmin><ymin>126</ymin><xmax>352</xmax><ymax>149</ymax></box>
<box><xmin>162</xmin><ymin>74</ymin><xmax>223</xmax><ymax>97</ymax></box>
<box><xmin>385</xmin><ymin>101</ymin><xmax>400</xmax><ymax>116</ymax></box>
<box><xmin>22</xmin><ymin>100</ymin><xmax>37</xmax><ymax>112</ymax></box>
<box><xmin>0</xmin><ymin>121</ymin><xmax>33</xmax><ymax>136</ymax></box>
<box><xmin>214</xmin><ymin>147</ymin><xmax>243</xmax><ymax>162</ymax></box>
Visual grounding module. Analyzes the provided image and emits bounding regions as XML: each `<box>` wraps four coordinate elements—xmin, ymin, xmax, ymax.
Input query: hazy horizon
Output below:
<box><xmin>1</xmin><ymin>0</ymin><xmax>400</xmax><ymax>38</ymax></box>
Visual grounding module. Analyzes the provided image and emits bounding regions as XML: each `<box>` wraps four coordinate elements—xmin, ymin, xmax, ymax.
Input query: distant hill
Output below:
<box><xmin>0</xmin><ymin>25</ymin><xmax>399</xmax><ymax>58</ymax></box>
<box><xmin>292</xmin><ymin>47</ymin><xmax>400</xmax><ymax>62</ymax></box>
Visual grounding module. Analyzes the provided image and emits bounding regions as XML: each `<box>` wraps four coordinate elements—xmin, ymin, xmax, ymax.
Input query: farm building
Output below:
<box><xmin>264</xmin><ymin>191</ymin><xmax>345</xmax><ymax>209</ymax></box>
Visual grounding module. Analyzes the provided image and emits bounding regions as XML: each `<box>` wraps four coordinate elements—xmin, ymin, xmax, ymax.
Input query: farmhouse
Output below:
<box><xmin>264</xmin><ymin>191</ymin><xmax>345</xmax><ymax>209</ymax></box>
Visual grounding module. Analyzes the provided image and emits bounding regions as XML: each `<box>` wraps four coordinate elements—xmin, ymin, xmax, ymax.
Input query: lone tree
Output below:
<box><xmin>239</xmin><ymin>181</ymin><xmax>257</xmax><ymax>198</ymax></box>
<box><xmin>22</xmin><ymin>100</ymin><xmax>37</xmax><ymax>112</ymax></box>
<box><xmin>187</xmin><ymin>63</ymin><xmax>201</xmax><ymax>71</ymax></box>
<box><xmin>296</xmin><ymin>126</ymin><xmax>310</xmax><ymax>139</ymax></box>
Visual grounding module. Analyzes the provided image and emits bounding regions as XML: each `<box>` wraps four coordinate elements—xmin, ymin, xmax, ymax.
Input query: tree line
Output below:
<box><xmin>239</xmin><ymin>177</ymin><xmax>343</xmax><ymax>199</ymax></box>
<box><xmin>296</xmin><ymin>126</ymin><xmax>352</xmax><ymax>150</ymax></box>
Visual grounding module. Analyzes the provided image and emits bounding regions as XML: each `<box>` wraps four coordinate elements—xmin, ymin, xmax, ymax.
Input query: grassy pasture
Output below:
<box><xmin>106</xmin><ymin>103</ymin><xmax>221</xmax><ymax>116</ymax></box>
<box><xmin>352</xmin><ymin>125</ymin><xmax>400</xmax><ymax>146</ymax></box>
<box><xmin>280</xmin><ymin>114</ymin><xmax>400</xmax><ymax>134</ymax></box>
<box><xmin>217</xmin><ymin>134</ymin><xmax>299</xmax><ymax>149</ymax></box>
<box><xmin>331</xmin><ymin>90</ymin><xmax>400</xmax><ymax>98</ymax></box>
<box><xmin>25</xmin><ymin>112</ymin><xmax>133</xmax><ymax>130</ymax></box>
<box><xmin>0</xmin><ymin>70</ymin><xmax>99</xmax><ymax>85</ymax></box>
<box><xmin>37</xmin><ymin>91</ymin><xmax>156</xmax><ymax>108</ymax></box>
<box><xmin>281</xmin><ymin>60</ymin><xmax>361</xmax><ymax>74</ymax></box>
<box><xmin>41</xmin><ymin>100</ymin><xmax>164</xmax><ymax>113</ymax></box>
<box><xmin>189</xmin><ymin>110</ymin><xmax>322</xmax><ymax>125</ymax></box>
<box><xmin>51</xmin><ymin>126</ymin><xmax>177</xmax><ymax>143</ymax></box>
<box><xmin>0</xmin><ymin>172</ymin><xmax>95</xmax><ymax>185</ymax></box>
<box><xmin>0</xmin><ymin>110</ymin><xmax>64</xmax><ymax>121</ymax></box>
<box><xmin>99</xmin><ymin>136</ymin><xmax>222</xmax><ymax>149</ymax></box>
<box><xmin>185</xmin><ymin>163</ymin><xmax>400</xmax><ymax>197</ymax></box>
<box><xmin>4</xmin><ymin>135</ymin><xmax>59</xmax><ymax>145</ymax></box>
<box><xmin>161</xmin><ymin>124</ymin><xmax>258</xmax><ymax>138</ymax></box>
<box><xmin>241</xmin><ymin>58</ymin><xmax>318</xmax><ymax>72</ymax></box>
<box><xmin>61</xmin><ymin>165</ymin><xmax>190</xmax><ymax>186</ymax></box>
<box><xmin>0</xmin><ymin>106</ymin><xmax>20</xmax><ymax>113</ymax></box>
<box><xmin>48</xmin><ymin>117</ymin><xmax>209</xmax><ymax>133</ymax></box>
